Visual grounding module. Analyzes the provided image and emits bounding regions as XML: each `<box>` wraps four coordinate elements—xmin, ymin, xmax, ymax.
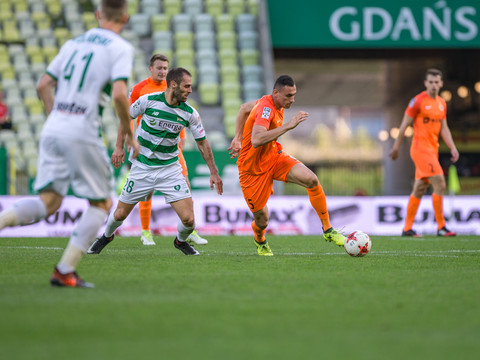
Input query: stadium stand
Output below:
<box><xmin>0</xmin><ymin>0</ymin><xmax>271</xmax><ymax>194</ymax></box>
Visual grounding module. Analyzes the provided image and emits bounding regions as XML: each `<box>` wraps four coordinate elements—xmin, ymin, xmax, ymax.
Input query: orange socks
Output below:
<box><xmin>306</xmin><ymin>185</ymin><xmax>331</xmax><ymax>231</ymax></box>
<box><xmin>404</xmin><ymin>195</ymin><xmax>420</xmax><ymax>231</ymax></box>
<box><xmin>251</xmin><ymin>221</ymin><xmax>266</xmax><ymax>243</ymax></box>
<box><xmin>139</xmin><ymin>198</ymin><xmax>152</xmax><ymax>231</ymax></box>
<box><xmin>432</xmin><ymin>193</ymin><xmax>445</xmax><ymax>229</ymax></box>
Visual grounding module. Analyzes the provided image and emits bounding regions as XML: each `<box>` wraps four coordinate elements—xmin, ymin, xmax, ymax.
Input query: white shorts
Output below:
<box><xmin>119</xmin><ymin>162</ymin><xmax>191</xmax><ymax>204</ymax></box>
<box><xmin>34</xmin><ymin>136</ymin><xmax>112</xmax><ymax>200</ymax></box>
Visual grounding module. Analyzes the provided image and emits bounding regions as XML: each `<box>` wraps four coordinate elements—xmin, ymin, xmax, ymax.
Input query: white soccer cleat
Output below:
<box><xmin>187</xmin><ymin>230</ymin><xmax>208</xmax><ymax>245</ymax></box>
<box><xmin>140</xmin><ymin>230</ymin><xmax>156</xmax><ymax>246</ymax></box>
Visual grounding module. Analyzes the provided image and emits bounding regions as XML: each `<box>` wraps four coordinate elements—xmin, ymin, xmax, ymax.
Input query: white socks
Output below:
<box><xmin>0</xmin><ymin>198</ymin><xmax>47</xmax><ymax>229</ymax></box>
<box><xmin>57</xmin><ymin>206</ymin><xmax>108</xmax><ymax>274</ymax></box>
<box><xmin>177</xmin><ymin>220</ymin><xmax>194</xmax><ymax>242</ymax></box>
<box><xmin>104</xmin><ymin>210</ymin><xmax>124</xmax><ymax>238</ymax></box>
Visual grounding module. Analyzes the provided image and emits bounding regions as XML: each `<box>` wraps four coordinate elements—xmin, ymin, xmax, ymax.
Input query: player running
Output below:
<box><xmin>228</xmin><ymin>75</ymin><xmax>346</xmax><ymax>256</ymax></box>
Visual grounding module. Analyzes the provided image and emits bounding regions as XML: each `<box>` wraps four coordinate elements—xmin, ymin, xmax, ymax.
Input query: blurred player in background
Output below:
<box><xmin>112</xmin><ymin>54</ymin><xmax>208</xmax><ymax>246</ymax></box>
<box><xmin>228</xmin><ymin>75</ymin><xmax>346</xmax><ymax>256</ymax></box>
<box><xmin>0</xmin><ymin>0</ymin><xmax>139</xmax><ymax>287</ymax></box>
<box><xmin>389</xmin><ymin>68</ymin><xmax>459</xmax><ymax>237</ymax></box>
<box><xmin>88</xmin><ymin>67</ymin><xmax>222</xmax><ymax>256</ymax></box>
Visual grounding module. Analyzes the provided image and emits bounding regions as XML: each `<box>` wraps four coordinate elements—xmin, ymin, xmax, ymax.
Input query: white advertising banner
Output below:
<box><xmin>0</xmin><ymin>195</ymin><xmax>479</xmax><ymax>237</ymax></box>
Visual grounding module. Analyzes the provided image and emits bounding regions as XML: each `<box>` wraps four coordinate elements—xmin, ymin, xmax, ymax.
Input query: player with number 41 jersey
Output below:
<box><xmin>41</xmin><ymin>27</ymin><xmax>134</xmax><ymax>146</ymax></box>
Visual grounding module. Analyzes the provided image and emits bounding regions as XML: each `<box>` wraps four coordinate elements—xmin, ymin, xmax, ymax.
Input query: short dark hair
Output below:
<box><xmin>425</xmin><ymin>68</ymin><xmax>443</xmax><ymax>79</ymax></box>
<box><xmin>100</xmin><ymin>0</ymin><xmax>127</xmax><ymax>22</ymax></box>
<box><xmin>274</xmin><ymin>75</ymin><xmax>295</xmax><ymax>91</ymax></box>
<box><xmin>149</xmin><ymin>54</ymin><xmax>169</xmax><ymax>67</ymax></box>
<box><xmin>166</xmin><ymin>67</ymin><xmax>191</xmax><ymax>87</ymax></box>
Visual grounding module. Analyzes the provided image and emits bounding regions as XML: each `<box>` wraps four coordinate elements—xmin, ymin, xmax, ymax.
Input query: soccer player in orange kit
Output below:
<box><xmin>389</xmin><ymin>68</ymin><xmax>459</xmax><ymax>237</ymax></box>
<box><xmin>111</xmin><ymin>54</ymin><xmax>208</xmax><ymax>246</ymax></box>
<box><xmin>228</xmin><ymin>75</ymin><xmax>346</xmax><ymax>256</ymax></box>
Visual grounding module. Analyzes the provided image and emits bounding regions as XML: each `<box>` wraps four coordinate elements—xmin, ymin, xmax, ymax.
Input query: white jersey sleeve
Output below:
<box><xmin>188</xmin><ymin>108</ymin><xmax>206</xmax><ymax>141</ymax></box>
<box><xmin>129</xmin><ymin>93</ymin><xmax>148</xmax><ymax>119</ymax></box>
<box><xmin>45</xmin><ymin>42</ymin><xmax>71</xmax><ymax>80</ymax></box>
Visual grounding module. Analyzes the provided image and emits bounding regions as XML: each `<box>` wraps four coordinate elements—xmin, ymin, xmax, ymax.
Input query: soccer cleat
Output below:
<box><xmin>140</xmin><ymin>229</ymin><xmax>156</xmax><ymax>245</ymax></box>
<box><xmin>174</xmin><ymin>238</ymin><xmax>200</xmax><ymax>255</ymax></box>
<box><xmin>437</xmin><ymin>226</ymin><xmax>456</xmax><ymax>237</ymax></box>
<box><xmin>401</xmin><ymin>229</ymin><xmax>423</xmax><ymax>237</ymax></box>
<box><xmin>87</xmin><ymin>234</ymin><xmax>114</xmax><ymax>254</ymax></box>
<box><xmin>187</xmin><ymin>230</ymin><xmax>208</xmax><ymax>245</ymax></box>
<box><xmin>323</xmin><ymin>227</ymin><xmax>346</xmax><ymax>246</ymax></box>
<box><xmin>50</xmin><ymin>267</ymin><xmax>94</xmax><ymax>288</ymax></box>
<box><xmin>255</xmin><ymin>241</ymin><xmax>273</xmax><ymax>256</ymax></box>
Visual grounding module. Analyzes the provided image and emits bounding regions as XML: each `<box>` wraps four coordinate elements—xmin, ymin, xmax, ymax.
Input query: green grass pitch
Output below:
<box><xmin>1</xmin><ymin>235</ymin><xmax>479</xmax><ymax>360</ymax></box>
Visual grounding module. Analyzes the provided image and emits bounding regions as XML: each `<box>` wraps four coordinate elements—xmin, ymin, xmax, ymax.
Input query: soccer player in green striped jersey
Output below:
<box><xmin>89</xmin><ymin>67</ymin><xmax>223</xmax><ymax>255</ymax></box>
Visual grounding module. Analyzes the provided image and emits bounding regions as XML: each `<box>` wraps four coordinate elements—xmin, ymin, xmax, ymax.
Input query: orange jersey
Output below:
<box><xmin>405</xmin><ymin>91</ymin><xmax>447</xmax><ymax>154</ymax></box>
<box><xmin>237</xmin><ymin>95</ymin><xmax>284</xmax><ymax>175</ymax></box>
<box><xmin>129</xmin><ymin>77</ymin><xmax>167</xmax><ymax>127</ymax></box>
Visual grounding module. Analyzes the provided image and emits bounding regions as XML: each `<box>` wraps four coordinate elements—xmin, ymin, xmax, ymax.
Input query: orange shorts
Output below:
<box><xmin>239</xmin><ymin>151</ymin><xmax>300</xmax><ymax>212</ymax></box>
<box><xmin>178</xmin><ymin>150</ymin><xmax>188</xmax><ymax>177</ymax></box>
<box><xmin>411</xmin><ymin>150</ymin><xmax>443</xmax><ymax>180</ymax></box>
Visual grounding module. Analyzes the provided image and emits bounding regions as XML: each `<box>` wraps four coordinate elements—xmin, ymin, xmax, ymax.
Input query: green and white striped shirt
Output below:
<box><xmin>129</xmin><ymin>91</ymin><xmax>206</xmax><ymax>169</ymax></box>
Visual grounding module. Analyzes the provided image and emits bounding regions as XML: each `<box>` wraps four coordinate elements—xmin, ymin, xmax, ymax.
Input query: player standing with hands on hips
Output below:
<box><xmin>0</xmin><ymin>0</ymin><xmax>140</xmax><ymax>287</ymax></box>
<box><xmin>88</xmin><ymin>67</ymin><xmax>223</xmax><ymax>256</ymax></box>
<box><xmin>389</xmin><ymin>68</ymin><xmax>459</xmax><ymax>237</ymax></box>
<box><xmin>229</xmin><ymin>75</ymin><xmax>346</xmax><ymax>256</ymax></box>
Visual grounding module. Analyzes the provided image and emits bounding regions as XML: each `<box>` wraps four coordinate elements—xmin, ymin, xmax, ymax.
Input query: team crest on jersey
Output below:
<box><xmin>439</xmin><ymin>104</ymin><xmax>444</xmax><ymax>111</ymax></box>
<box><xmin>261</xmin><ymin>107</ymin><xmax>271</xmax><ymax>119</ymax></box>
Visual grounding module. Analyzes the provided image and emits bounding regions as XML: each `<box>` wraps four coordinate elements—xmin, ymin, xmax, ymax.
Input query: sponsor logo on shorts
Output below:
<box><xmin>174</xmin><ymin>185</ymin><xmax>181</xmax><ymax>191</ymax></box>
<box><xmin>56</xmin><ymin>102</ymin><xmax>87</xmax><ymax>114</ymax></box>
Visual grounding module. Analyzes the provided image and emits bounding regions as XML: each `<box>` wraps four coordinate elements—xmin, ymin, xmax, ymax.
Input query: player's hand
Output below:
<box><xmin>389</xmin><ymin>148</ymin><xmax>399</xmax><ymax>160</ymax></box>
<box><xmin>450</xmin><ymin>147</ymin><xmax>459</xmax><ymax>163</ymax></box>
<box><xmin>228</xmin><ymin>137</ymin><xmax>242</xmax><ymax>158</ymax></box>
<box><xmin>287</xmin><ymin>111</ymin><xmax>309</xmax><ymax>130</ymax></box>
<box><xmin>126</xmin><ymin>135</ymin><xmax>140</xmax><ymax>159</ymax></box>
<box><xmin>111</xmin><ymin>147</ymin><xmax>125</xmax><ymax>169</ymax></box>
<box><xmin>210</xmin><ymin>173</ymin><xmax>223</xmax><ymax>195</ymax></box>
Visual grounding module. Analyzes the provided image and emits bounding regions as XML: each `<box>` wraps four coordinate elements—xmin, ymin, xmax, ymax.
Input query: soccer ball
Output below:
<box><xmin>344</xmin><ymin>230</ymin><xmax>372</xmax><ymax>257</ymax></box>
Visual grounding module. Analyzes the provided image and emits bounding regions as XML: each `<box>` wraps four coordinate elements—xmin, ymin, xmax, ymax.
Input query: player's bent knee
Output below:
<box><xmin>258</xmin><ymin>220</ymin><xmax>268</xmax><ymax>229</ymax></box>
<box><xmin>304</xmin><ymin>175</ymin><xmax>319</xmax><ymax>189</ymax></box>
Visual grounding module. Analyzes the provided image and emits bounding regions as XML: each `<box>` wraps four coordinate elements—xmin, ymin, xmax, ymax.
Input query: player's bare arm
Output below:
<box><xmin>111</xmin><ymin>123</ymin><xmax>127</xmax><ymax>168</ymax></box>
<box><xmin>113</xmin><ymin>80</ymin><xmax>139</xmax><ymax>159</ymax></box>
<box><xmin>36</xmin><ymin>73</ymin><xmax>57</xmax><ymax>115</ymax></box>
<box><xmin>440</xmin><ymin>119</ymin><xmax>459</xmax><ymax>163</ymax></box>
<box><xmin>251</xmin><ymin>111</ymin><xmax>309</xmax><ymax>148</ymax></box>
<box><xmin>389</xmin><ymin>114</ymin><xmax>414</xmax><ymax>160</ymax></box>
<box><xmin>196</xmin><ymin>139</ymin><xmax>223</xmax><ymax>195</ymax></box>
<box><xmin>228</xmin><ymin>100</ymin><xmax>256</xmax><ymax>158</ymax></box>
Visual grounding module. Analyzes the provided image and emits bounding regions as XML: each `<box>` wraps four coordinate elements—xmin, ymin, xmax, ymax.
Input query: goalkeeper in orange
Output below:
<box><xmin>228</xmin><ymin>75</ymin><xmax>346</xmax><ymax>256</ymax></box>
<box><xmin>112</xmin><ymin>54</ymin><xmax>208</xmax><ymax>245</ymax></box>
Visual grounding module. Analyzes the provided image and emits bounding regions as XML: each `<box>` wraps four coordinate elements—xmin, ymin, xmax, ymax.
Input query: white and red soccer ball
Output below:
<box><xmin>344</xmin><ymin>230</ymin><xmax>372</xmax><ymax>257</ymax></box>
